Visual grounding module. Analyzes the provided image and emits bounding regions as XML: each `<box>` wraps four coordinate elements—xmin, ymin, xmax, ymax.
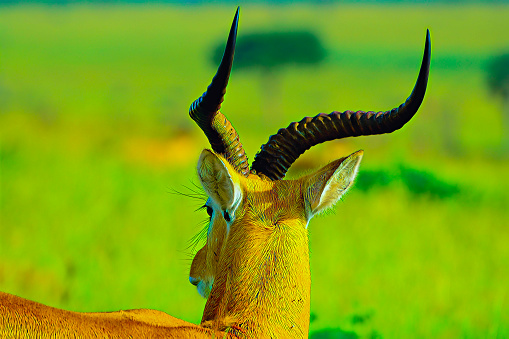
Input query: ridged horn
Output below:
<box><xmin>189</xmin><ymin>7</ymin><xmax>249</xmax><ymax>176</ymax></box>
<box><xmin>251</xmin><ymin>29</ymin><xmax>431</xmax><ymax>181</ymax></box>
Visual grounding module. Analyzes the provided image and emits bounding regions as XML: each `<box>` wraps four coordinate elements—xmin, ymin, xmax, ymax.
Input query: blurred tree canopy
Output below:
<box><xmin>487</xmin><ymin>52</ymin><xmax>509</xmax><ymax>100</ymax></box>
<box><xmin>212</xmin><ymin>30</ymin><xmax>326</xmax><ymax>71</ymax></box>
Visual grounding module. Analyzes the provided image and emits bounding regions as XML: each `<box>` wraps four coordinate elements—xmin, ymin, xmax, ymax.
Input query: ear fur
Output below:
<box><xmin>197</xmin><ymin>149</ymin><xmax>242</xmax><ymax>211</ymax></box>
<box><xmin>303</xmin><ymin>150</ymin><xmax>363</xmax><ymax>219</ymax></box>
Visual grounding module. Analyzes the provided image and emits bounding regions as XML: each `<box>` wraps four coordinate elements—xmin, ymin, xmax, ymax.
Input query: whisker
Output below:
<box><xmin>180</xmin><ymin>219</ymin><xmax>209</xmax><ymax>259</ymax></box>
<box><xmin>169</xmin><ymin>188</ymin><xmax>206</xmax><ymax>201</ymax></box>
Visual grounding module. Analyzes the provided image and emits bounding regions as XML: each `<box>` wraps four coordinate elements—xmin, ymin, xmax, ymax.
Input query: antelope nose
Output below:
<box><xmin>189</xmin><ymin>276</ymin><xmax>199</xmax><ymax>286</ymax></box>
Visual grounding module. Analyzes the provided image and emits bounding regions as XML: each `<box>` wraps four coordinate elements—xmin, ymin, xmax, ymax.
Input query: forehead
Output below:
<box><xmin>243</xmin><ymin>176</ymin><xmax>305</xmax><ymax>220</ymax></box>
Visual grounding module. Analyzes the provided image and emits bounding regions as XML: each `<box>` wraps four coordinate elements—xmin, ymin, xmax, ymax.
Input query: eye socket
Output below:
<box><xmin>223</xmin><ymin>211</ymin><xmax>231</xmax><ymax>222</ymax></box>
<box><xmin>206</xmin><ymin>206</ymin><xmax>213</xmax><ymax>218</ymax></box>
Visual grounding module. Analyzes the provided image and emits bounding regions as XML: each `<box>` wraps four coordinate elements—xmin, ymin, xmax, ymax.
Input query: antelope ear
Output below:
<box><xmin>197</xmin><ymin>149</ymin><xmax>242</xmax><ymax>212</ymax></box>
<box><xmin>303</xmin><ymin>150</ymin><xmax>363</xmax><ymax>219</ymax></box>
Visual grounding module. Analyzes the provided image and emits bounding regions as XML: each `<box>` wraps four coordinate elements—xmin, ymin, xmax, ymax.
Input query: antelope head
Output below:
<box><xmin>188</xmin><ymin>8</ymin><xmax>430</xmax><ymax>336</ymax></box>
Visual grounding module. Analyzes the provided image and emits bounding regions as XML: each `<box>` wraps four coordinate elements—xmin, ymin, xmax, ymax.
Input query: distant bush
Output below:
<box><xmin>310</xmin><ymin>328</ymin><xmax>358</xmax><ymax>339</ymax></box>
<box><xmin>356</xmin><ymin>166</ymin><xmax>461</xmax><ymax>200</ymax></box>
<box><xmin>212</xmin><ymin>30</ymin><xmax>326</xmax><ymax>71</ymax></box>
<box><xmin>486</xmin><ymin>52</ymin><xmax>509</xmax><ymax>100</ymax></box>
<box><xmin>355</xmin><ymin>169</ymin><xmax>394</xmax><ymax>192</ymax></box>
<box><xmin>399</xmin><ymin>165</ymin><xmax>460</xmax><ymax>199</ymax></box>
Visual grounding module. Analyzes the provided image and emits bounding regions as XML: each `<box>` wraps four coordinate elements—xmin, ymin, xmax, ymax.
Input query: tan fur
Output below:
<box><xmin>191</xmin><ymin>150</ymin><xmax>363</xmax><ymax>338</ymax></box>
<box><xmin>0</xmin><ymin>291</ymin><xmax>230</xmax><ymax>338</ymax></box>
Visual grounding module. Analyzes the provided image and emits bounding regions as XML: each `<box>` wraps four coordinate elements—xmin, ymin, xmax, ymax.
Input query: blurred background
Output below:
<box><xmin>0</xmin><ymin>0</ymin><xmax>508</xmax><ymax>338</ymax></box>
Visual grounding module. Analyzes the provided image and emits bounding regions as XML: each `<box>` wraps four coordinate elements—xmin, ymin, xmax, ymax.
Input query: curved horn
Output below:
<box><xmin>189</xmin><ymin>7</ymin><xmax>249</xmax><ymax>176</ymax></box>
<box><xmin>251</xmin><ymin>29</ymin><xmax>431</xmax><ymax>181</ymax></box>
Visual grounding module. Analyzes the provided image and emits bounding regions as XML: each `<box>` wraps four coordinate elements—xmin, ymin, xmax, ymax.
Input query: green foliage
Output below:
<box><xmin>350</xmin><ymin>311</ymin><xmax>373</xmax><ymax>325</ymax></box>
<box><xmin>355</xmin><ymin>169</ymin><xmax>393</xmax><ymax>192</ymax></box>
<box><xmin>487</xmin><ymin>52</ymin><xmax>509</xmax><ymax>100</ymax></box>
<box><xmin>399</xmin><ymin>165</ymin><xmax>460</xmax><ymax>199</ymax></box>
<box><xmin>212</xmin><ymin>30</ymin><xmax>325</xmax><ymax>71</ymax></box>
<box><xmin>356</xmin><ymin>166</ymin><xmax>461</xmax><ymax>200</ymax></box>
<box><xmin>310</xmin><ymin>328</ymin><xmax>358</xmax><ymax>339</ymax></box>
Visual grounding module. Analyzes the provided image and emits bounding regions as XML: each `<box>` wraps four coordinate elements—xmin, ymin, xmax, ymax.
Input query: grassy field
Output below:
<box><xmin>1</xmin><ymin>4</ymin><xmax>508</xmax><ymax>338</ymax></box>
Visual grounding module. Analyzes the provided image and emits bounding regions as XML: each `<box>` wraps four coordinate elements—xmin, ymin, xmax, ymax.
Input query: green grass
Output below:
<box><xmin>1</xmin><ymin>4</ymin><xmax>508</xmax><ymax>338</ymax></box>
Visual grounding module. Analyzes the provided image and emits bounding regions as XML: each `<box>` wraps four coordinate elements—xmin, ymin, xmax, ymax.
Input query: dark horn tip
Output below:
<box><xmin>222</xmin><ymin>6</ymin><xmax>239</xmax><ymax>80</ymax></box>
<box><xmin>231</xmin><ymin>7</ymin><xmax>239</xmax><ymax>46</ymax></box>
<box><xmin>419</xmin><ymin>28</ymin><xmax>430</xmax><ymax>72</ymax></box>
<box><xmin>425</xmin><ymin>29</ymin><xmax>431</xmax><ymax>65</ymax></box>
<box><xmin>406</xmin><ymin>28</ymin><xmax>431</xmax><ymax>110</ymax></box>
<box><xmin>195</xmin><ymin>7</ymin><xmax>239</xmax><ymax>115</ymax></box>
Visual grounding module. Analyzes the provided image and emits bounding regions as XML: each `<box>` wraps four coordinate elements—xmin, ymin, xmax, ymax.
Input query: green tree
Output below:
<box><xmin>211</xmin><ymin>30</ymin><xmax>326</xmax><ymax>123</ymax></box>
<box><xmin>487</xmin><ymin>53</ymin><xmax>509</xmax><ymax>100</ymax></box>
<box><xmin>487</xmin><ymin>52</ymin><xmax>509</xmax><ymax>152</ymax></box>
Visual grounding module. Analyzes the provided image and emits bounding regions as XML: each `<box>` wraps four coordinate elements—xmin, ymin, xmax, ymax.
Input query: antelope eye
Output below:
<box><xmin>223</xmin><ymin>211</ymin><xmax>231</xmax><ymax>222</ymax></box>
<box><xmin>206</xmin><ymin>206</ymin><xmax>213</xmax><ymax>218</ymax></box>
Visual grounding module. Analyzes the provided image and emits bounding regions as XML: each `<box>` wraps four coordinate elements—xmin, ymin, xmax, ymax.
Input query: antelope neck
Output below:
<box><xmin>202</xmin><ymin>179</ymin><xmax>311</xmax><ymax>337</ymax></box>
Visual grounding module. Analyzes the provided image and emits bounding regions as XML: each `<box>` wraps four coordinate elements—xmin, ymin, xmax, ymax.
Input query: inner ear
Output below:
<box><xmin>197</xmin><ymin>149</ymin><xmax>241</xmax><ymax>212</ymax></box>
<box><xmin>303</xmin><ymin>150</ymin><xmax>363</xmax><ymax>219</ymax></box>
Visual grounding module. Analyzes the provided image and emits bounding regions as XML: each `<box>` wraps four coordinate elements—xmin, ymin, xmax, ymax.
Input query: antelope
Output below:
<box><xmin>0</xmin><ymin>8</ymin><xmax>430</xmax><ymax>338</ymax></box>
